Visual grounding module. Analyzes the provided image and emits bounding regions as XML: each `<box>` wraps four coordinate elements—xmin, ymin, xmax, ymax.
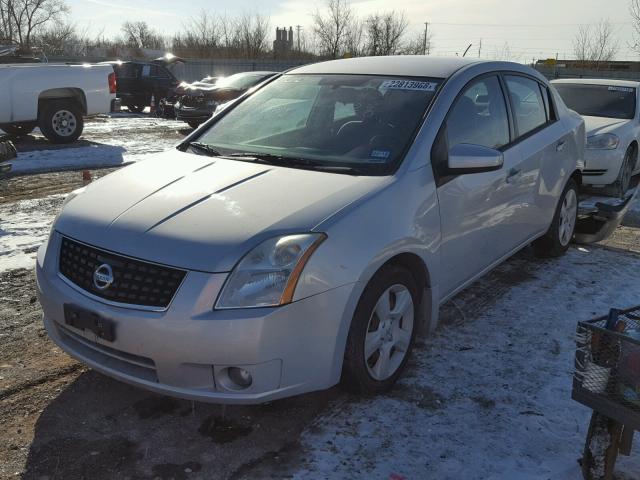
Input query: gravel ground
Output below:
<box><xmin>2</xmin><ymin>115</ymin><xmax>640</xmax><ymax>479</ymax></box>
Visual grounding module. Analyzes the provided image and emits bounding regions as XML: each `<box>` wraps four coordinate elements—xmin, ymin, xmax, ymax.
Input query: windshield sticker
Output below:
<box><xmin>608</xmin><ymin>86</ymin><xmax>634</xmax><ymax>93</ymax></box>
<box><xmin>370</xmin><ymin>149</ymin><xmax>391</xmax><ymax>161</ymax></box>
<box><xmin>381</xmin><ymin>80</ymin><xmax>438</xmax><ymax>92</ymax></box>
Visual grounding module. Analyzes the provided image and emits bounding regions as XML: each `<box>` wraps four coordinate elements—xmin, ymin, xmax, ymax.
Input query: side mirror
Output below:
<box><xmin>447</xmin><ymin>143</ymin><xmax>504</xmax><ymax>174</ymax></box>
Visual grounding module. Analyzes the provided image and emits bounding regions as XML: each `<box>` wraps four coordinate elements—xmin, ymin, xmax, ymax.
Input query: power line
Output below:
<box><xmin>428</xmin><ymin>21</ymin><xmax>633</xmax><ymax>27</ymax></box>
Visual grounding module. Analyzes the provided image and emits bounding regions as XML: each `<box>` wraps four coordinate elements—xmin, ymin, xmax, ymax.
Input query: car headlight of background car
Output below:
<box><xmin>215</xmin><ymin>233</ymin><xmax>327</xmax><ymax>309</ymax></box>
<box><xmin>586</xmin><ymin>133</ymin><xmax>620</xmax><ymax>150</ymax></box>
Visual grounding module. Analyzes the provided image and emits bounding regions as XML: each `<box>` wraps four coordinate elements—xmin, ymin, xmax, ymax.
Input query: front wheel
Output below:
<box><xmin>38</xmin><ymin>101</ymin><xmax>84</xmax><ymax>144</ymax></box>
<box><xmin>614</xmin><ymin>145</ymin><xmax>636</xmax><ymax>198</ymax></box>
<box><xmin>341</xmin><ymin>265</ymin><xmax>419</xmax><ymax>394</ymax></box>
<box><xmin>187</xmin><ymin>121</ymin><xmax>202</xmax><ymax>129</ymax></box>
<box><xmin>533</xmin><ymin>178</ymin><xmax>578</xmax><ymax>257</ymax></box>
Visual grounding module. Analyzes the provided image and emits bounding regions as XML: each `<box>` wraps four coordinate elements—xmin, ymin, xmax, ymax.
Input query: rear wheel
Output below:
<box><xmin>533</xmin><ymin>178</ymin><xmax>578</xmax><ymax>257</ymax></box>
<box><xmin>188</xmin><ymin>121</ymin><xmax>202</xmax><ymax>129</ymax></box>
<box><xmin>1</xmin><ymin>122</ymin><xmax>37</xmax><ymax>136</ymax></box>
<box><xmin>341</xmin><ymin>265</ymin><xmax>419</xmax><ymax>394</ymax></box>
<box><xmin>38</xmin><ymin>100</ymin><xmax>83</xmax><ymax>144</ymax></box>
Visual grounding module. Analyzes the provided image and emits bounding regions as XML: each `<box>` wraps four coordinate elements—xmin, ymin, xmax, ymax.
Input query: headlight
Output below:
<box><xmin>587</xmin><ymin>133</ymin><xmax>619</xmax><ymax>150</ymax></box>
<box><xmin>216</xmin><ymin>233</ymin><xmax>327</xmax><ymax>309</ymax></box>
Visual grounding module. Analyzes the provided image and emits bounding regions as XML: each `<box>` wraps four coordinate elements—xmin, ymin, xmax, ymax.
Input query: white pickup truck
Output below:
<box><xmin>0</xmin><ymin>63</ymin><xmax>118</xmax><ymax>143</ymax></box>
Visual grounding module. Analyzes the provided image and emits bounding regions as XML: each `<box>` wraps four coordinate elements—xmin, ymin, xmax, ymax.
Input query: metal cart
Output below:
<box><xmin>573</xmin><ymin>307</ymin><xmax>640</xmax><ymax>479</ymax></box>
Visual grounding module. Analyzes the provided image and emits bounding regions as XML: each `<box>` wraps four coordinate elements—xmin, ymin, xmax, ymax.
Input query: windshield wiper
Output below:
<box><xmin>188</xmin><ymin>142</ymin><xmax>222</xmax><ymax>157</ymax></box>
<box><xmin>226</xmin><ymin>152</ymin><xmax>367</xmax><ymax>175</ymax></box>
<box><xmin>226</xmin><ymin>152</ymin><xmax>311</xmax><ymax>165</ymax></box>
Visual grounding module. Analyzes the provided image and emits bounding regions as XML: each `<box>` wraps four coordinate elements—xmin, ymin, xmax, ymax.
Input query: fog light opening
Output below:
<box><xmin>227</xmin><ymin>367</ymin><xmax>253</xmax><ymax>390</ymax></box>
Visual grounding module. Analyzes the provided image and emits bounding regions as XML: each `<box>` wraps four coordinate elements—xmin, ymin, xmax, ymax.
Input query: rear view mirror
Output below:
<box><xmin>447</xmin><ymin>143</ymin><xmax>504</xmax><ymax>174</ymax></box>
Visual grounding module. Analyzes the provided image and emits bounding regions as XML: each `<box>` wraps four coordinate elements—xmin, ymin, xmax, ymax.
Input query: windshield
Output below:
<box><xmin>554</xmin><ymin>84</ymin><xmax>636</xmax><ymax>119</ymax></box>
<box><xmin>194</xmin><ymin>74</ymin><xmax>442</xmax><ymax>174</ymax></box>
<box><xmin>215</xmin><ymin>73</ymin><xmax>272</xmax><ymax>90</ymax></box>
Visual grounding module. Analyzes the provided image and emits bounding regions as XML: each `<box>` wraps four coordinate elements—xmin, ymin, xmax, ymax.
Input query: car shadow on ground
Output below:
<box><xmin>21</xmin><ymin>370</ymin><xmax>341</xmax><ymax>479</ymax></box>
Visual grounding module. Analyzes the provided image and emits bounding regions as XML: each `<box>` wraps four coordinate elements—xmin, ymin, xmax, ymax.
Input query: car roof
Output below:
<box><xmin>288</xmin><ymin>56</ymin><xmax>485</xmax><ymax>78</ymax></box>
<box><xmin>551</xmin><ymin>78</ymin><xmax>640</xmax><ymax>87</ymax></box>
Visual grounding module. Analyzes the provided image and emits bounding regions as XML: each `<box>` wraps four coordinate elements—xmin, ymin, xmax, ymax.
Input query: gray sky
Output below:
<box><xmin>67</xmin><ymin>0</ymin><xmax>637</xmax><ymax>61</ymax></box>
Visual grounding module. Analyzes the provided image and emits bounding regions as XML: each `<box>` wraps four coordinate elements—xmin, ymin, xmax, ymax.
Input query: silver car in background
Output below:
<box><xmin>37</xmin><ymin>57</ymin><xmax>584</xmax><ymax>404</ymax></box>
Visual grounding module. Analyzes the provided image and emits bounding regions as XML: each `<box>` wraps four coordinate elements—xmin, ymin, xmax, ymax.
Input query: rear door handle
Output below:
<box><xmin>556</xmin><ymin>140</ymin><xmax>566</xmax><ymax>152</ymax></box>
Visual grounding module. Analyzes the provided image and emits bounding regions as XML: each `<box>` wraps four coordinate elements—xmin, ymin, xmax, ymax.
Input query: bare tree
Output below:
<box><xmin>491</xmin><ymin>42</ymin><xmax>519</xmax><ymax>62</ymax></box>
<box><xmin>237</xmin><ymin>13</ymin><xmax>269</xmax><ymax>59</ymax></box>
<box><xmin>631</xmin><ymin>0</ymin><xmax>640</xmax><ymax>53</ymax></box>
<box><xmin>364</xmin><ymin>11</ymin><xmax>408</xmax><ymax>56</ymax></box>
<box><xmin>173</xmin><ymin>11</ymin><xmax>222</xmax><ymax>58</ymax></box>
<box><xmin>312</xmin><ymin>0</ymin><xmax>353</xmax><ymax>58</ymax></box>
<box><xmin>402</xmin><ymin>30</ymin><xmax>434</xmax><ymax>55</ymax></box>
<box><xmin>121</xmin><ymin>21</ymin><xmax>165</xmax><ymax>50</ymax></box>
<box><xmin>573</xmin><ymin>20</ymin><xmax>618</xmax><ymax>67</ymax></box>
<box><xmin>0</xmin><ymin>0</ymin><xmax>68</xmax><ymax>48</ymax></box>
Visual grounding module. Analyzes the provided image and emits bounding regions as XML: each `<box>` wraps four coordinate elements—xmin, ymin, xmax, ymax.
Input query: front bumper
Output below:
<box><xmin>174</xmin><ymin>103</ymin><xmax>214</xmax><ymax>123</ymax></box>
<box><xmin>582</xmin><ymin>148</ymin><xmax>624</xmax><ymax>186</ymax></box>
<box><xmin>36</xmin><ymin>233</ymin><xmax>354</xmax><ymax>404</ymax></box>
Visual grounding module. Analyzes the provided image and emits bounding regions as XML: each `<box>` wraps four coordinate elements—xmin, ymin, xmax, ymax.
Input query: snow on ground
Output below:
<box><xmin>0</xmin><ymin>194</ymin><xmax>63</xmax><ymax>272</ymax></box>
<box><xmin>5</xmin><ymin>115</ymin><xmax>186</xmax><ymax>175</ymax></box>
<box><xmin>289</xmin><ymin>247</ymin><xmax>640</xmax><ymax>480</ymax></box>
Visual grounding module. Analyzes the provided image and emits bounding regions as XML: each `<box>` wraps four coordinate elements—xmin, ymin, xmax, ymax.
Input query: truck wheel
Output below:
<box><xmin>614</xmin><ymin>145</ymin><xmax>636</xmax><ymax>199</ymax></box>
<box><xmin>532</xmin><ymin>178</ymin><xmax>578</xmax><ymax>257</ymax></box>
<box><xmin>341</xmin><ymin>265</ymin><xmax>418</xmax><ymax>394</ymax></box>
<box><xmin>39</xmin><ymin>101</ymin><xmax>83</xmax><ymax>144</ymax></box>
<box><xmin>1</xmin><ymin>122</ymin><xmax>37</xmax><ymax>136</ymax></box>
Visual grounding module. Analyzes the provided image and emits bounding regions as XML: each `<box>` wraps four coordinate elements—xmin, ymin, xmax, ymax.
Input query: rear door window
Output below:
<box><xmin>446</xmin><ymin>75</ymin><xmax>510</xmax><ymax>150</ymax></box>
<box><xmin>505</xmin><ymin>75</ymin><xmax>548</xmax><ymax>137</ymax></box>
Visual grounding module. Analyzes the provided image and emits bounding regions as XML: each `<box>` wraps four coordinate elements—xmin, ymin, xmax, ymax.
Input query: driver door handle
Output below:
<box><xmin>556</xmin><ymin>140</ymin><xmax>566</xmax><ymax>152</ymax></box>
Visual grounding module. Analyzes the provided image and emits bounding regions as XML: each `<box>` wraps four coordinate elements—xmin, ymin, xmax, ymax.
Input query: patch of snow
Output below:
<box><xmin>0</xmin><ymin>194</ymin><xmax>63</xmax><ymax>272</ymax></box>
<box><xmin>6</xmin><ymin>116</ymin><xmax>187</xmax><ymax>175</ymax></box>
<box><xmin>291</xmin><ymin>247</ymin><xmax>640</xmax><ymax>480</ymax></box>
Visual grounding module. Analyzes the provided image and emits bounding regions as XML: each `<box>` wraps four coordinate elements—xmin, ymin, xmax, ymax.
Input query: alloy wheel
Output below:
<box><xmin>364</xmin><ymin>284</ymin><xmax>414</xmax><ymax>381</ymax></box>
<box><xmin>559</xmin><ymin>188</ymin><xmax>577</xmax><ymax>247</ymax></box>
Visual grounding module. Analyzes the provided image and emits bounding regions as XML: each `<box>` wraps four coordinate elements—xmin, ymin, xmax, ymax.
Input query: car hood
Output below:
<box><xmin>55</xmin><ymin>150</ymin><xmax>387</xmax><ymax>273</ymax></box>
<box><xmin>583</xmin><ymin>115</ymin><xmax>630</xmax><ymax>136</ymax></box>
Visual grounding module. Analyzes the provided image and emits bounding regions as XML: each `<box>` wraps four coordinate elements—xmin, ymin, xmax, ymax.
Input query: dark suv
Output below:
<box><xmin>103</xmin><ymin>56</ymin><xmax>184</xmax><ymax>113</ymax></box>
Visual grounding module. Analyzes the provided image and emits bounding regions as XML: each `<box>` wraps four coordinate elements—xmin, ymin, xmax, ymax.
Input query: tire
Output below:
<box><xmin>532</xmin><ymin>178</ymin><xmax>578</xmax><ymax>257</ymax></box>
<box><xmin>1</xmin><ymin>122</ymin><xmax>37</xmax><ymax>136</ymax></box>
<box><xmin>614</xmin><ymin>145</ymin><xmax>636</xmax><ymax>199</ymax></box>
<box><xmin>38</xmin><ymin>100</ymin><xmax>83</xmax><ymax>144</ymax></box>
<box><xmin>127</xmin><ymin>104</ymin><xmax>145</xmax><ymax>113</ymax></box>
<box><xmin>341</xmin><ymin>265</ymin><xmax>419</xmax><ymax>395</ymax></box>
<box><xmin>188</xmin><ymin>121</ymin><xmax>202</xmax><ymax>129</ymax></box>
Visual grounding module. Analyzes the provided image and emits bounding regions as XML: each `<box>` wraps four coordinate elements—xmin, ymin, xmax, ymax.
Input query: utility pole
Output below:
<box><xmin>296</xmin><ymin>25</ymin><xmax>302</xmax><ymax>52</ymax></box>
<box><xmin>478</xmin><ymin>39</ymin><xmax>482</xmax><ymax>58</ymax></box>
<box><xmin>423</xmin><ymin>21</ymin><xmax>429</xmax><ymax>55</ymax></box>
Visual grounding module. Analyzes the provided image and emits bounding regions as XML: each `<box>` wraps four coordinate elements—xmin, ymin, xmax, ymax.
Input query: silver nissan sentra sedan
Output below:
<box><xmin>36</xmin><ymin>57</ymin><xmax>584</xmax><ymax>404</ymax></box>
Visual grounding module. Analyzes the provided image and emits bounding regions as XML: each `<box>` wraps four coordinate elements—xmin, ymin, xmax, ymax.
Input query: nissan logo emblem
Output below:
<box><xmin>93</xmin><ymin>263</ymin><xmax>114</xmax><ymax>290</ymax></box>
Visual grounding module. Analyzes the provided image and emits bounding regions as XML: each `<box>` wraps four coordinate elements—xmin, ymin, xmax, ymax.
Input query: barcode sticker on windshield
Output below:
<box><xmin>381</xmin><ymin>80</ymin><xmax>438</xmax><ymax>92</ymax></box>
<box><xmin>608</xmin><ymin>86</ymin><xmax>634</xmax><ymax>93</ymax></box>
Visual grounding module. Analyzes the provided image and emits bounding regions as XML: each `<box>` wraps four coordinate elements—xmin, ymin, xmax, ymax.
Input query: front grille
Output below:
<box><xmin>59</xmin><ymin>237</ymin><xmax>186</xmax><ymax>309</ymax></box>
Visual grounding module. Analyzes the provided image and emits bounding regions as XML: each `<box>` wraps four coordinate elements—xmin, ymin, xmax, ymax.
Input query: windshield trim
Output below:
<box><xmin>180</xmin><ymin>72</ymin><xmax>447</xmax><ymax>176</ymax></box>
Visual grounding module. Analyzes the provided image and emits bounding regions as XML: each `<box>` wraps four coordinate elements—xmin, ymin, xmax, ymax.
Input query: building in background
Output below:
<box><xmin>273</xmin><ymin>27</ymin><xmax>294</xmax><ymax>58</ymax></box>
